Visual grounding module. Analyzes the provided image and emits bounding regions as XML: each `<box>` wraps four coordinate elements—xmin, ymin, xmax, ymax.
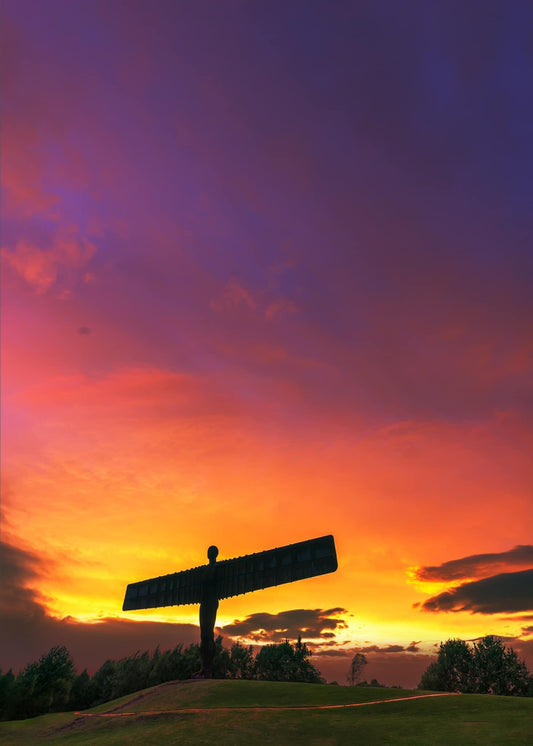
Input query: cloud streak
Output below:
<box><xmin>418</xmin><ymin>569</ymin><xmax>533</xmax><ymax>614</ymax></box>
<box><xmin>354</xmin><ymin>642</ymin><xmax>421</xmax><ymax>654</ymax></box>
<box><xmin>221</xmin><ymin>608</ymin><xmax>348</xmax><ymax>643</ymax></box>
<box><xmin>413</xmin><ymin>545</ymin><xmax>533</xmax><ymax>582</ymax></box>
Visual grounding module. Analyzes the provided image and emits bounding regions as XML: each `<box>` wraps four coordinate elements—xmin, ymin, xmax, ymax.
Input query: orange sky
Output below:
<box><xmin>1</xmin><ymin>1</ymin><xmax>532</xmax><ymax>687</ymax></box>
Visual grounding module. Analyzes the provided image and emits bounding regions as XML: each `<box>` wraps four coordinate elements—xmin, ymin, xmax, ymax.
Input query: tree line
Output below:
<box><xmin>0</xmin><ymin>636</ymin><xmax>323</xmax><ymax>720</ymax></box>
<box><xmin>418</xmin><ymin>636</ymin><xmax>532</xmax><ymax>696</ymax></box>
<box><xmin>346</xmin><ymin>636</ymin><xmax>532</xmax><ymax>695</ymax></box>
<box><xmin>3</xmin><ymin>633</ymin><xmax>530</xmax><ymax>720</ymax></box>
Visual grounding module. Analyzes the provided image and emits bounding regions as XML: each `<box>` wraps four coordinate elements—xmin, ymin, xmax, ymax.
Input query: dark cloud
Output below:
<box><xmin>77</xmin><ymin>326</ymin><xmax>91</xmax><ymax>335</ymax></box>
<box><xmin>0</xmin><ymin>611</ymin><xmax>200</xmax><ymax>676</ymax></box>
<box><xmin>418</xmin><ymin>569</ymin><xmax>533</xmax><ymax>614</ymax></box>
<box><xmin>354</xmin><ymin>642</ymin><xmax>420</xmax><ymax>654</ymax></box>
<box><xmin>312</xmin><ymin>649</ymin><xmax>351</xmax><ymax>658</ymax></box>
<box><xmin>305</xmin><ymin>639</ymin><xmax>347</xmax><ymax>652</ymax></box>
<box><xmin>500</xmin><ymin>614</ymin><xmax>533</xmax><ymax>623</ymax></box>
<box><xmin>414</xmin><ymin>545</ymin><xmax>533</xmax><ymax>582</ymax></box>
<box><xmin>221</xmin><ymin>607</ymin><xmax>348</xmax><ymax>643</ymax></box>
<box><xmin>0</xmin><ymin>539</ymin><xmax>199</xmax><ymax>674</ymax></box>
<box><xmin>0</xmin><ymin>538</ymin><xmax>50</xmax><ymax>618</ymax></box>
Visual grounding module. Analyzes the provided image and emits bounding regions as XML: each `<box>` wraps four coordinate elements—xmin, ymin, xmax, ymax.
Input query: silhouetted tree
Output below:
<box><xmin>347</xmin><ymin>653</ymin><xmax>367</xmax><ymax>686</ymax></box>
<box><xmin>147</xmin><ymin>645</ymin><xmax>162</xmax><ymax>687</ymax></box>
<box><xmin>0</xmin><ymin>670</ymin><xmax>15</xmax><ymax>719</ymax></box>
<box><xmin>110</xmin><ymin>651</ymin><xmax>152</xmax><ymax>700</ymax></box>
<box><xmin>471</xmin><ymin>636</ymin><xmax>531</xmax><ymax>696</ymax></box>
<box><xmin>157</xmin><ymin>644</ymin><xmax>185</xmax><ymax>682</ymax></box>
<box><xmin>68</xmin><ymin>669</ymin><xmax>95</xmax><ymax>710</ymax></box>
<box><xmin>419</xmin><ymin>637</ymin><xmax>532</xmax><ymax>696</ymax></box>
<box><xmin>228</xmin><ymin>642</ymin><xmax>255</xmax><ymax>679</ymax></box>
<box><xmin>293</xmin><ymin>636</ymin><xmax>324</xmax><ymax>683</ymax></box>
<box><xmin>6</xmin><ymin>645</ymin><xmax>76</xmax><ymax>719</ymax></box>
<box><xmin>213</xmin><ymin>636</ymin><xmax>232</xmax><ymax>678</ymax></box>
<box><xmin>254</xmin><ymin>639</ymin><xmax>322</xmax><ymax>683</ymax></box>
<box><xmin>4</xmin><ymin>673</ymin><xmax>35</xmax><ymax>720</ymax></box>
<box><xmin>91</xmin><ymin>659</ymin><xmax>117</xmax><ymax>705</ymax></box>
<box><xmin>419</xmin><ymin>638</ymin><xmax>473</xmax><ymax>693</ymax></box>
<box><xmin>182</xmin><ymin>643</ymin><xmax>202</xmax><ymax>678</ymax></box>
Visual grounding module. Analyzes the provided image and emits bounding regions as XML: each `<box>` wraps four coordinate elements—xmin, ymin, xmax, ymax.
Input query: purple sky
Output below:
<box><xmin>1</xmin><ymin>1</ymin><xmax>532</xmax><ymax>687</ymax></box>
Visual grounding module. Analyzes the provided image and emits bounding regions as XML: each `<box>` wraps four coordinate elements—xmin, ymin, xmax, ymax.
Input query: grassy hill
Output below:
<box><xmin>1</xmin><ymin>679</ymin><xmax>532</xmax><ymax>745</ymax></box>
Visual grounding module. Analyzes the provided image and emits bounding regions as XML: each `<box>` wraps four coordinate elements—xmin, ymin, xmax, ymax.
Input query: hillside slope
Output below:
<box><xmin>0</xmin><ymin>679</ymin><xmax>531</xmax><ymax>745</ymax></box>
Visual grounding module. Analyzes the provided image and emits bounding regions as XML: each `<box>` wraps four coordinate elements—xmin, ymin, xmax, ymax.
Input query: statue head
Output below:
<box><xmin>207</xmin><ymin>545</ymin><xmax>219</xmax><ymax>564</ymax></box>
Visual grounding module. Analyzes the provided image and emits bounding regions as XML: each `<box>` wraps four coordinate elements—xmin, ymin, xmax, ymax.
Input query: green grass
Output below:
<box><xmin>1</xmin><ymin>680</ymin><xmax>532</xmax><ymax>745</ymax></box>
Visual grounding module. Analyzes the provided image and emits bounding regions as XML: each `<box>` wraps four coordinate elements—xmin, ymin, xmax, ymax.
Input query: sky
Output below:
<box><xmin>1</xmin><ymin>0</ymin><xmax>532</xmax><ymax>688</ymax></box>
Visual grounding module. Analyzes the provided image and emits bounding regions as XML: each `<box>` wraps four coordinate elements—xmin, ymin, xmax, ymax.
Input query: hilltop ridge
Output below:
<box><xmin>1</xmin><ymin>679</ymin><xmax>532</xmax><ymax>745</ymax></box>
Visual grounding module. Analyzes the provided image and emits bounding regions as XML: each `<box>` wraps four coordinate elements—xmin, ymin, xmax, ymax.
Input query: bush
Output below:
<box><xmin>253</xmin><ymin>637</ymin><xmax>323</xmax><ymax>683</ymax></box>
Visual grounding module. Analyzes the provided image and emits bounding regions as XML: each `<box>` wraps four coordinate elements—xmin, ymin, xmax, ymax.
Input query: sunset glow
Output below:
<box><xmin>1</xmin><ymin>1</ymin><xmax>532</xmax><ymax>688</ymax></box>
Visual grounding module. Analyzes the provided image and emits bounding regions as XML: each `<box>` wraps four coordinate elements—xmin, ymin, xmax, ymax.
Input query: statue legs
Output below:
<box><xmin>198</xmin><ymin>596</ymin><xmax>219</xmax><ymax>678</ymax></box>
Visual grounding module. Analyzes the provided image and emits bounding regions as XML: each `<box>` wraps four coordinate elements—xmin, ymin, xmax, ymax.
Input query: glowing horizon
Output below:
<box><xmin>1</xmin><ymin>1</ymin><xmax>532</xmax><ymax>687</ymax></box>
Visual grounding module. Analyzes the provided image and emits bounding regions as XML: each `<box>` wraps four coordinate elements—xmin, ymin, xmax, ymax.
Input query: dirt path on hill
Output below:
<box><xmin>75</xmin><ymin>691</ymin><xmax>461</xmax><ymax>718</ymax></box>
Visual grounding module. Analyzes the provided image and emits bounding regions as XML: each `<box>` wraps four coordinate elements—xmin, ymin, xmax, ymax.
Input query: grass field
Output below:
<box><xmin>1</xmin><ymin>680</ymin><xmax>532</xmax><ymax>745</ymax></box>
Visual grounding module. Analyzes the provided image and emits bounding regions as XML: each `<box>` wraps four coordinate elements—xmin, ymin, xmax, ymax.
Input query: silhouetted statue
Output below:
<box><xmin>123</xmin><ymin>535</ymin><xmax>338</xmax><ymax>678</ymax></box>
<box><xmin>198</xmin><ymin>545</ymin><xmax>219</xmax><ymax>677</ymax></box>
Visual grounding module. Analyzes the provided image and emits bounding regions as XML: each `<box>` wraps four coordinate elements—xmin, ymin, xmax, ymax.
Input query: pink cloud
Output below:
<box><xmin>211</xmin><ymin>278</ymin><xmax>258</xmax><ymax>312</ymax></box>
<box><xmin>13</xmin><ymin>366</ymin><xmax>241</xmax><ymax>423</ymax></box>
<box><xmin>265</xmin><ymin>298</ymin><xmax>299</xmax><ymax>320</ymax></box>
<box><xmin>2</xmin><ymin>230</ymin><xmax>97</xmax><ymax>293</ymax></box>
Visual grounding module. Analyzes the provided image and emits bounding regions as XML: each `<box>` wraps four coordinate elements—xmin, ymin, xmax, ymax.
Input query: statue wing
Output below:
<box><xmin>215</xmin><ymin>534</ymin><xmax>337</xmax><ymax>600</ymax></box>
<box><xmin>122</xmin><ymin>564</ymin><xmax>206</xmax><ymax>610</ymax></box>
<box><xmin>122</xmin><ymin>535</ymin><xmax>338</xmax><ymax>610</ymax></box>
